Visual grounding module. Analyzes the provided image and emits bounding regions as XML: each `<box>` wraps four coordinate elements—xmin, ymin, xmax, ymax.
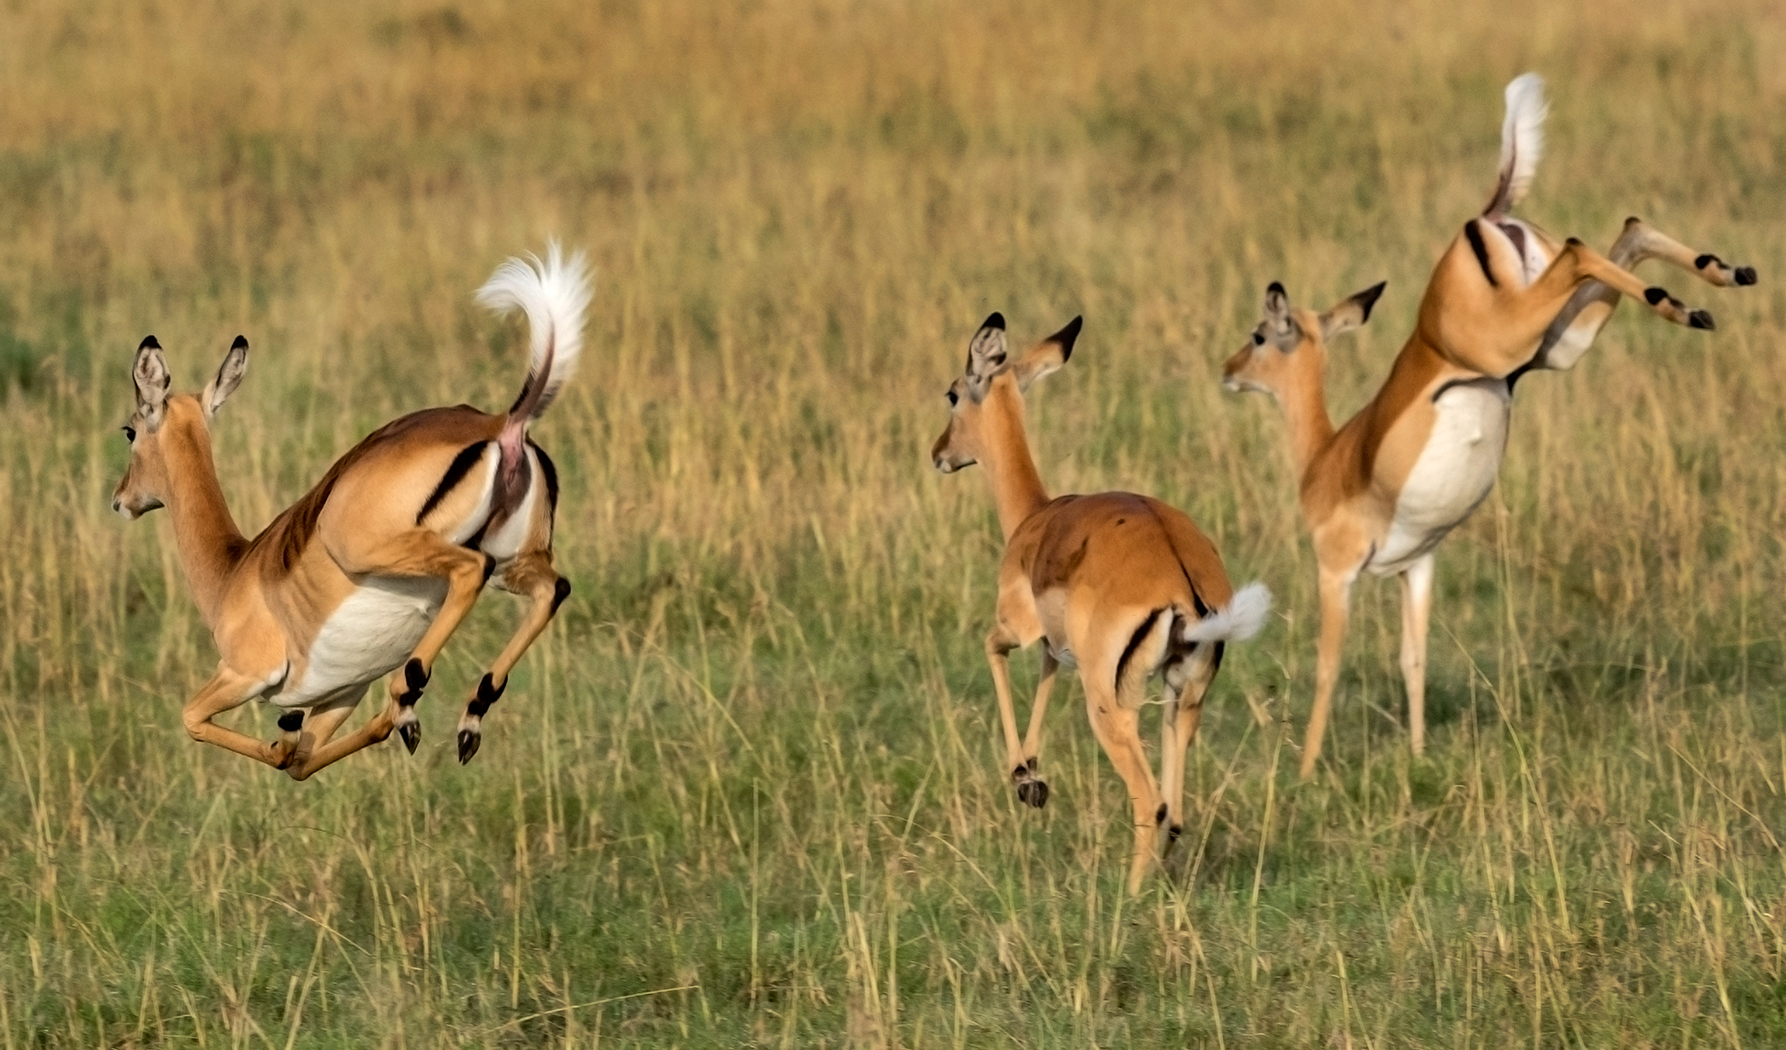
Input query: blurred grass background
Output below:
<box><xmin>2</xmin><ymin>0</ymin><xmax>1784</xmax><ymax>1045</ymax></box>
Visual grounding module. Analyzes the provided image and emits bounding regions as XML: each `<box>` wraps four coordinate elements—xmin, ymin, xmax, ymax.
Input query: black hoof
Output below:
<box><xmin>1688</xmin><ymin>309</ymin><xmax>1716</xmax><ymax>330</ymax></box>
<box><xmin>277</xmin><ymin>710</ymin><xmax>304</xmax><ymax>733</ymax></box>
<box><xmin>1016</xmin><ymin>779</ymin><xmax>1050</xmax><ymax>809</ymax></box>
<box><xmin>397</xmin><ymin>720</ymin><xmax>420</xmax><ymax>754</ymax></box>
<box><xmin>1735</xmin><ymin>266</ymin><xmax>1757</xmax><ymax>286</ymax></box>
<box><xmin>457</xmin><ymin>729</ymin><xmax>481</xmax><ymax>765</ymax></box>
<box><xmin>1167</xmin><ymin>823</ymin><xmax>1184</xmax><ymax>846</ymax></box>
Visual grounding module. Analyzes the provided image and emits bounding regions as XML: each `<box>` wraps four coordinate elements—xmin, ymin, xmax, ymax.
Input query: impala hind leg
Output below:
<box><xmin>326</xmin><ymin>528</ymin><xmax>494</xmax><ymax>754</ymax></box>
<box><xmin>1083</xmin><ymin>681</ymin><xmax>1164</xmax><ymax>894</ymax></box>
<box><xmin>1158</xmin><ymin>642</ymin><xmax>1221</xmax><ymax>858</ymax></box>
<box><xmin>1399</xmin><ymin>555</ymin><xmax>1435</xmax><ymax>757</ymax></box>
<box><xmin>456</xmin><ymin>551</ymin><xmax>571</xmax><ymax>764</ymax></box>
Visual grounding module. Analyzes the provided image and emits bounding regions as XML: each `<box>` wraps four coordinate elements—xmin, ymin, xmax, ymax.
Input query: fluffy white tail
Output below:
<box><xmin>1483</xmin><ymin>72</ymin><xmax>1547</xmax><ymax>220</ymax></box>
<box><xmin>1182</xmin><ymin>582</ymin><xmax>1273</xmax><ymax>644</ymax></box>
<box><xmin>477</xmin><ymin>242</ymin><xmax>593</xmax><ymax>424</ymax></box>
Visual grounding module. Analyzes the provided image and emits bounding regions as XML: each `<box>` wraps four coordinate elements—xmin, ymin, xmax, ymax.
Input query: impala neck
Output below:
<box><xmin>160</xmin><ymin>412</ymin><xmax>248</xmax><ymax>629</ymax></box>
<box><xmin>1277</xmin><ymin>359</ymin><xmax>1336</xmax><ymax>479</ymax></box>
<box><xmin>977</xmin><ymin>378</ymin><xmax>1051</xmax><ymax>541</ymax></box>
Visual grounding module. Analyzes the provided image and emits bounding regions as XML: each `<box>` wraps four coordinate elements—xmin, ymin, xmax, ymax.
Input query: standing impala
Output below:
<box><xmin>934</xmin><ymin>313</ymin><xmax>1271</xmax><ymax>892</ymax></box>
<box><xmin>1221</xmin><ymin>75</ymin><xmax>1754</xmax><ymax>779</ymax></box>
<box><xmin>112</xmin><ymin>246</ymin><xmax>591</xmax><ymax>779</ymax></box>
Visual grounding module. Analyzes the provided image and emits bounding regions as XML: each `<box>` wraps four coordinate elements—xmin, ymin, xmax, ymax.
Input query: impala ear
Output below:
<box><xmin>132</xmin><ymin>335</ymin><xmax>171</xmax><ymax>431</ymax></box>
<box><xmin>1015</xmin><ymin>315</ymin><xmax>1081</xmax><ymax>391</ymax></box>
<box><xmin>1319</xmin><ymin>282</ymin><xmax>1386</xmax><ymax>341</ymax></box>
<box><xmin>202</xmin><ymin>335</ymin><xmax>249</xmax><ymax>419</ymax></box>
<box><xmin>965</xmin><ymin>312</ymin><xmax>1008</xmax><ymax>385</ymax></box>
<box><xmin>1263</xmin><ymin>281</ymin><xmax>1300</xmax><ymax>349</ymax></box>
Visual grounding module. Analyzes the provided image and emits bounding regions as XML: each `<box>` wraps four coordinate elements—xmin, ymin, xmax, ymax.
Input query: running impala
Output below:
<box><xmin>934</xmin><ymin>312</ymin><xmax>1271</xmax><ymax>892</ymax></box>
<box><xmin>112</xmin><ymin>246</ymin><xmax>591</xmax><ymax>778</ymax></box>
<box><xmin>1222</xmin><ymin>75</ymin><xmax>1754</xmax><ymax>779</ymax></box>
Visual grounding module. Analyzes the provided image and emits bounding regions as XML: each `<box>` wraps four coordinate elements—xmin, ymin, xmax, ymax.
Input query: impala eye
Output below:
<box><xmin>122</xmin><ymin>425</ymin><xmax>137</xmax><ymax>443</ymax></box>
<box><xmin>1252</xmin><ymin>331</ymin><xmax>1266</xmax><ymax>346</ymax></box>
<box><xmin>946</xmin><ymin>390</ymin><xmax>959</xmax><ymax>407</ymax></box>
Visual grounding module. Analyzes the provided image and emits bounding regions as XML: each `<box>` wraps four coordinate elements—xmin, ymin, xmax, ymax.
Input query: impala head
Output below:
<box><xmin>112</xmin><ymin>335</ymin><xmax>249</xmax><ymax>519</ymax></box>
<box><xmin>1222</xmin><ymin>281</ymin><xmax>1386</xmax><ymax>398</ymax></box>
<box><xmin>931</xmin><ymin>312</ymin><xmax>1082</xmax><ymax>473</ymax></box>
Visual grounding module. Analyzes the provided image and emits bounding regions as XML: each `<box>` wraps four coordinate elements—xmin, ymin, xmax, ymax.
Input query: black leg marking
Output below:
<box><xmin>400</xmin><ymin>658</ymin><xmax>429</xmax><ymax>703</ymax></box>
<box><xmin>1695</xmin><ymin>253</ymin><xmax>1719</xmax><ymax>270</ymax></box>
<box><xmin>1735</xmin><ymin>266</ymin><xmax>1757</xmax><ymax>286</ymax></box>
<box><xmin>1464</xmin><ymin>221</ymin><xmax>1498</xmax><ymax>288</ymax></box>
<box><xmin>1644</xmin><ymin>287</ymin><xmax>1668</xmax><ymax>306</ymax></box>
<box><xmin>1155</xmin><ymin>803</ymin><xmax>1169</xmax><ymax>826</ymax></box>
<box><xmin>467</xmin><ymin>673</ymin><xmax>506</xmax><ymax>718</ymax></box>
<box><xmin>481</xmin><ymin>554</ymin><xmax>497</xmax><ymax>583</ymax></box>
<box><xmin>277</xmin><ymin>710</ymin><xmax>304</xmax><ymax>732</ymax></box>
<box><xmin>552</xmin><ymin>577</ymin><xmax>572</xmax><ymax>612</ymax></box>
<box><xmin>1688</xmin><ymin>310</ymin><xmax>1716</xmax><ymax>330</ymax></box>
<box><xmin>1167</xmin><ymin>824</ymin><xmax>1183</xmax><ymax>847</ymax></box>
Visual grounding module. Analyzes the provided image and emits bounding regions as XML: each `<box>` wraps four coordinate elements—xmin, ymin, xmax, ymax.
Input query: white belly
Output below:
<box><xmin>276</xmin><ymin>577</ymin><xmax>448</xmax><ymax>706</ymax></box>
<box><xmin>1371</xmin><ymin>379</ymin><xmax>1511</xmax><ymax>574</ymax></box>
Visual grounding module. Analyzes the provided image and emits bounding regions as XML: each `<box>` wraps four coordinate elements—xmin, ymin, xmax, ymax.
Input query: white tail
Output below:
<box><xmin>477</xmin><ymin>242</ymin><xmax>594</xmax><ymax>423</ymax></box>
<box><xmin>1484</xmin><ymin>72</ymin><xmax>1547</xmax><ymax>219</ymax></box>
<box><xmin>1183</xmin><ymin>582</ymin><xmax>1273</xmax><ymax>644</ymax></box>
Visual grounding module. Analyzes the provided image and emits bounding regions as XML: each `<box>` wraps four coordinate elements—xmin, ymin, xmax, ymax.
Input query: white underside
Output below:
<box><xmin>478</xmin><ymin>448</ymin><xmax>541</xmax><ymax>562</ymax></box>
<box><xmin>271</xmin><ymin>577</ymin><xmax>448</xmax><ymax>707</ymax></box>
<box><xmin>1369</xmin><ymin>381</ymin><xmax>1511</xmax><ymax>575</ymax></box>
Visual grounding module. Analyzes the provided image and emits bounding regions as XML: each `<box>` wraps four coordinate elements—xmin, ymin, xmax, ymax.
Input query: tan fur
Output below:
<box><xmin>1224</xmin><ymin>212</ymin><xmax>1748</xmax><ymax>782</ymax></box>
<box><xmin>113</xmin><ymin>340</ymin><xmax>568</xmax><ymax>779</ymax></box>
<box><xmin>935</xmin><ymin>316</ymin><xmax>1252</xmax><ymax>894</ymax></box>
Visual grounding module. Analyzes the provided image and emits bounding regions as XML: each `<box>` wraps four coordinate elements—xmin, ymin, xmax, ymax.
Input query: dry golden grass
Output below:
<box><xmin>2</xmin><ymin>0</ymin><xmax>1784</xmax><ymax>1045</ymax></box>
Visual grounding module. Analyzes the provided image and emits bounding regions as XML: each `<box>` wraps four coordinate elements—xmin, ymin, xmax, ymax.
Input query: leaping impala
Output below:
<box><xmin>112</xmin><ymin>246</ymin><xmax>591</xmax><ymax>779</ymax></box>
<box><xmin>1221</xmin><ymin>74</ymin><xmax>1755</xmax><ymax>780</ymax></box>
<box><xmin>933</xmin><ymin>312</ymin><xmax>1271</xmax><ymax>893</ymax></box>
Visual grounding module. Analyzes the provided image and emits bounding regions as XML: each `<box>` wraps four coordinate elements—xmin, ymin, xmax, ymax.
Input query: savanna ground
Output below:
<box><xmin>3</xmin><ymin>0</ymin><xmax>1785</xmax><ymax>1045</ymax></box>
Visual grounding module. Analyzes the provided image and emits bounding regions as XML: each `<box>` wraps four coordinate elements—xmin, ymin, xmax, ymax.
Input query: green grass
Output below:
<box><xmin>3</xmin><ymin>0</ymin><xmax>1785</xmax><ymax>1045</ymax></box>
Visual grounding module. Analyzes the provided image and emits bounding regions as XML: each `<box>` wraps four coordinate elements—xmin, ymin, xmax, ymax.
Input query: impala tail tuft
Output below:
<box><xmin>477</xmin><ymin>242</ymin><xmax>594</xmax><ymax>428</ymax></box>
<box><xmin>1182</xmin><ymin>582</ymin><xmax>1273</xmax><ymax>644</ymax></box>
<box><xmin>1483</xmin><ymin>72</ymin><xmax>1547</xmax><ymax>220</ymax></box>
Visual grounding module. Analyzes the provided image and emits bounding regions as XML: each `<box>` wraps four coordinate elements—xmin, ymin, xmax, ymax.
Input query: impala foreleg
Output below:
<box><xmin>1012</xmin><ymin>649</ymin><xmax>1060</xmax><ymax>808</ymax></box>
<box><xmin>1536</xmin><ymin>217</ymin><xmax>1756</xmax><ymax>371</ymax></box>
<box><xmin>456</xmin><ymin>552</ymin><xmax>571</xmax><ymax>765</ymax></box>
<box><xmin>1083</xmin><ymin>682</ymin><xmax>1163</xmax><ymax>895</ymax></box>
<box><xmin>1399</xmin><ymin>554</ymin><xmax>1435</xmax><ymax>758</ymax></box>
<box><xmin>1301</xmin><ymin>568</ymin><xmax>1355</xmax><ymax>781</ymax></box>
<box><xmin>182</xmin><ymin>666</ymin><xmax>294</xmax><ymax>770</ymax></box>
<box><xmin>278</xmin><ymin>691</ymin><xmax>375</xmax><ymax>781</ymax></box>
<box><xmin>984</xmin><ymin>624</ymin><xmax>1041</xmax><ymax>807</ymax></box>
<box><xmin>1158</xmin><ymin>641</ymin><xmax>1220</xmax><ymax>858</ymax></box>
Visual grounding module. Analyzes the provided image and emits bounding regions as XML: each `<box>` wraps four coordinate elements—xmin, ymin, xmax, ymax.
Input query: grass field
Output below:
<box><xmin>3</xmin><ymin>0</ymin><xmax>1785</xmax><ymax>1045</ymax></box>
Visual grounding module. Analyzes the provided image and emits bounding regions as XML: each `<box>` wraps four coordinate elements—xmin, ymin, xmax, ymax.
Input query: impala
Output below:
<box><xmin>1222</xmin><ymin>75</ymin><xmax>1754</xmax><ymax>779</ymax></box>
<box><xmin>112</xmin><ymin>246</ymin><xmax>591</xmax><ymax>779</ymax></box>
<box><xmin>934</xmin><ymin>312</ymin><xmax>1271</xmax><ymax>892</ymax></box>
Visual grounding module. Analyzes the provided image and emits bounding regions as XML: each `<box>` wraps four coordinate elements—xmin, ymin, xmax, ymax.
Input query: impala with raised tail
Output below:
<box><xmin>935</xmin><ymin>313</ymin><xmax>1271</xmax><ymax>892</ymax></box>
<box><xmin>1221</xmin><ymin>75</ymin><xmax>1754</xmax><ymax>780</ymax></box>
<box><xmin>113</xmin><ymin>246</ymin><xmax>592</xmax><ymax>779</ymax></box>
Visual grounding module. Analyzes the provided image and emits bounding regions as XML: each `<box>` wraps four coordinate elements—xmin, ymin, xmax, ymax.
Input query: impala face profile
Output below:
<box><xmin>114</xmin><ymin>246</ymin><xmax>592</xmax><ymax>779</ymax></box>
<box><xmin>936</xmin><ymin>312</ymin><xmax>1270</xmax><ymax>893</ymax></box>
<box><xmin>1223</xmin><ymin>74</ymin><xmax>1755</xmax><ymax>780</ymax></box>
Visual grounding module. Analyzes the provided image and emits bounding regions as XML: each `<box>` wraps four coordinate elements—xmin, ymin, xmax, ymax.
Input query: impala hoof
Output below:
<box><xmin>397</xmin><ymin>719</ymin><xmax>420</xmax><ymax>754</ymax></box>
<box><xmin>457</xmin><ymin>728</ymin><xmax>481</xmax><ymax>765</ymax></box>
<box><xmin>1735</xmin><ymin>266</ymin><xmax>1757</xmax><ymax>286</ymax></box>
<box><xmin>1688</xmin><ymin>309</ymin><xmax>1715</xmax><ymax>330</ymax></box>
<box><xmin>1016</xmin><ymin>778</ymin><xmax>1050</xmax><ymax>808</ymax></box>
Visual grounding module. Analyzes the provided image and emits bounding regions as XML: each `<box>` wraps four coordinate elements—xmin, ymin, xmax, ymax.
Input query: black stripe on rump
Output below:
<box><xmin>528</xmin><ymin>440</ymin><xmax>560</xmax><ymax>515</ymax></box>
<box><xmin>1114</xmin><ymin>609</ymin><xmax>1164</xmax><ymax>694</ymax></box>
<box><xmin>418</xmin><ymin>442</ymin><xmax>490</xmax><ymax>525</ymax></box>
<box><xmin>1464</xmin><ymin>221</ymin><xmax>1498</xmax><ymax>287</ymax></box>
